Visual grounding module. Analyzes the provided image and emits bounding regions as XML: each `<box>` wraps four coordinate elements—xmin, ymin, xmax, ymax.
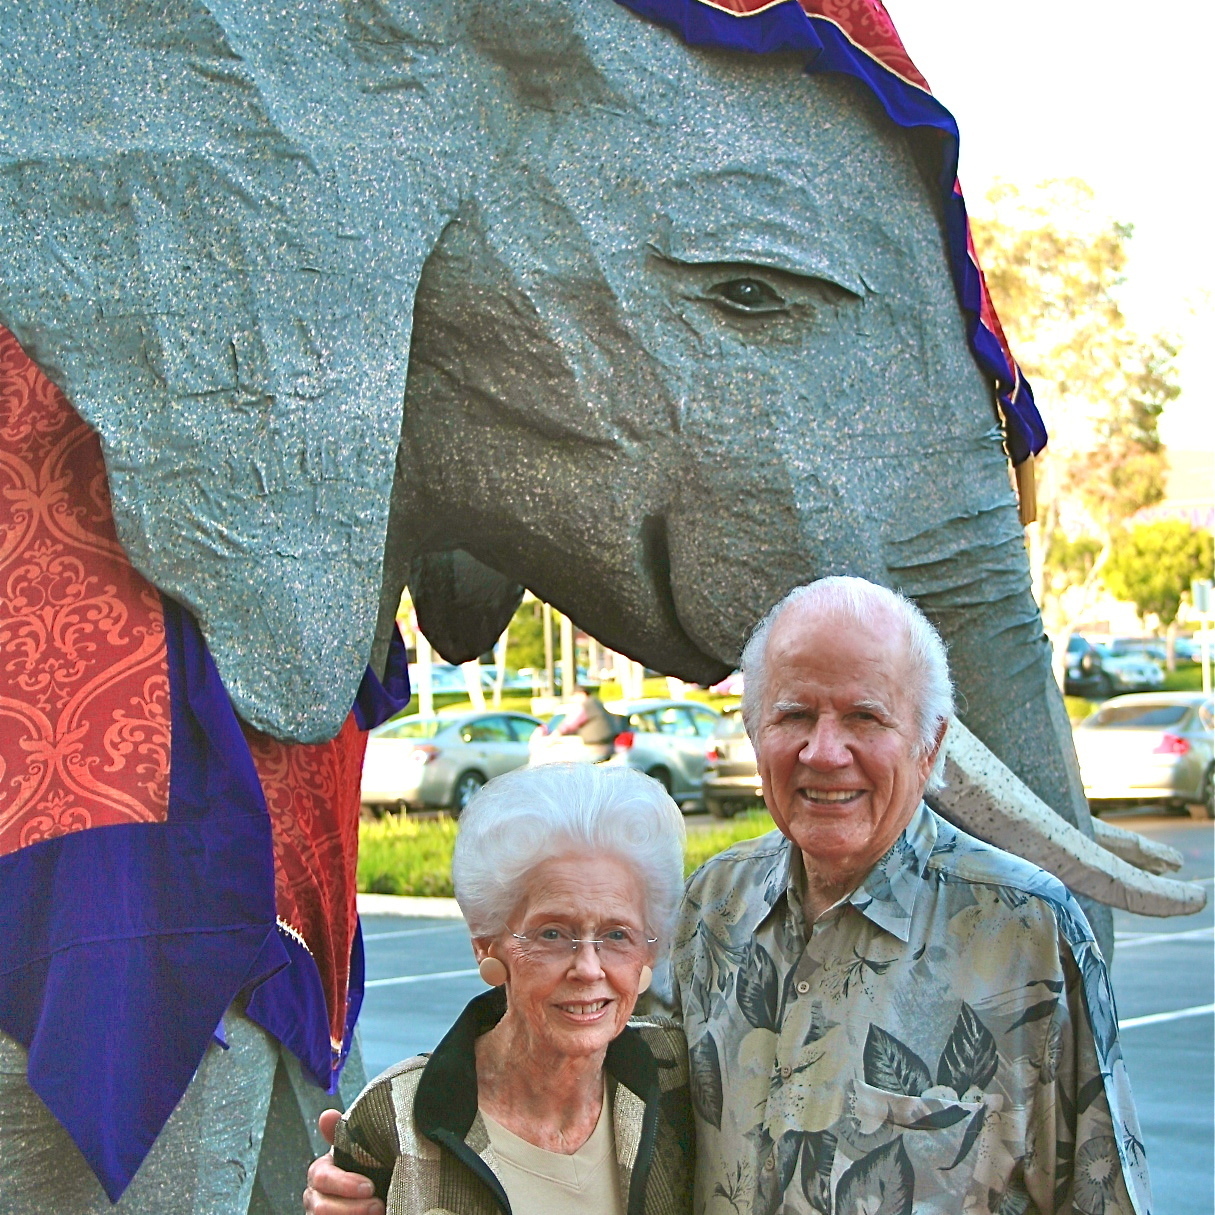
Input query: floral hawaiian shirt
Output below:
<box><xmin>650</xmin><ymin>803</ymin><xmax>1150</xmax><ymax>1215</ymax></box>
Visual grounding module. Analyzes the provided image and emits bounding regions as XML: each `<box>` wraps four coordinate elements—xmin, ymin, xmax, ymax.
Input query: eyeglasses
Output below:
<box><xmin>510</xmin><ymin>925</ymin><xmax>657</xmax><ymax>967</ymax></box>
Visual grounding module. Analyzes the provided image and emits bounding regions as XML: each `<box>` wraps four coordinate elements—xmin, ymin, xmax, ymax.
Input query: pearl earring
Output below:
<box><xmin>478</xmin><ymin>956</ymin><xmax>508</xmax><ymax>987</ymax></box>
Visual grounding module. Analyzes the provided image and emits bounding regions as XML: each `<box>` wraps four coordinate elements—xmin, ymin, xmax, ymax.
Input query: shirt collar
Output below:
<box><xmin>414</xmin><ymin>987</ymin><xmax>659</xmax><ymax>1145</ymax></box>
<box><xmin>772</xmin><ymin>802</ymin><xmax>938</xmax><ymax>944</ymax></box>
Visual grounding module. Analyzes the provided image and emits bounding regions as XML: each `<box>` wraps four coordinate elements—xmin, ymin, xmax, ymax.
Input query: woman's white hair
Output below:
<box><xmin>739</xmin><ymin>576</ymin><xmax>954</xmax><ymax>792</ymax></box>
<box><xmin>451</xmin><ymin>762</ymin><xmax>687</xmax><ymax>940</ymax></box>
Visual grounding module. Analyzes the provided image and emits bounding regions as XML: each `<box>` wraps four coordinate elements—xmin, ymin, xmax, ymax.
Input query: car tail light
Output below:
<box><xmin>614</xmin><ymin>731</ymin><xmax>635</xmax><ymax>751</ymax></box>
<box><xmin>408</xmin><ymin>744</ymin><xmax>440</xmax><ymax>764</ymax></box>
<box><xmin>1153</xmin><ymin>733</ymin><xmax>1190</xmax><ymax>756</ymax></box>
<box><xmin>705</xmin><ymin>744</ymin><xmax>722</xmax><ymax>762</ymax></box>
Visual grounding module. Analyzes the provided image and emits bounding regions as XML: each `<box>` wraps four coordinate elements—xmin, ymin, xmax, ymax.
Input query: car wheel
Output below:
<box><xmin>706</xmin><ymin>798</ymin><xmax>737</xmax><ymax>820</ymax></box>
<box><xmin>452</xmin><ymin>771</ymin><xmax>486</xmax><ymax>814</ymax></box>
<box><xmin>1096</xmin><ymin>672</ymin><xmax>1115</xmax><ymax>698</ymax></box>
<box><xmin>647</xmin><ymin>766</ymin><xmax>673</xmax><ymax>794</ymax></box>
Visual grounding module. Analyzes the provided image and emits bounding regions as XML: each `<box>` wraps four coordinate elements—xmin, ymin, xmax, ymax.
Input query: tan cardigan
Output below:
<box><xmin>334</xmin><ymin>988</ymin><xmax>693</xmax><ymax>1215</ymax></box>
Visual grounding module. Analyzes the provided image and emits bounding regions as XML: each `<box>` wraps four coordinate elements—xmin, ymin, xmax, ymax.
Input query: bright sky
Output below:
<box><xmin>884</xmin><ymin>0</ymin><xmax>1214</xmax><ymax>453</ymax></box>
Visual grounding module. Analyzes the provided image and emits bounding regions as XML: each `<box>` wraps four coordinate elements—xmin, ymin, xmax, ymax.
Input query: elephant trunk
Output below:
<box><xmin>933</xmin><ymin>718</ymin><xmax>1206</xmax><ymax>918</ymax></box>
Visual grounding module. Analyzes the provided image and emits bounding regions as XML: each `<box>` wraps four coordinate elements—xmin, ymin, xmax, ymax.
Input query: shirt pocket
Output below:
<box><xmin>835</xmin><ymin>1081</ymin><xmax>1006</xmax><ymax>1209</ymax></box>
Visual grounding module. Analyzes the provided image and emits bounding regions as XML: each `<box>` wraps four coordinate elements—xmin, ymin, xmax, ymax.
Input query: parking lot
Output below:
<box><xmin>356</xmin><ymin>809</ymin><xmax>1213</xmax><ymax>1214</ymax></box>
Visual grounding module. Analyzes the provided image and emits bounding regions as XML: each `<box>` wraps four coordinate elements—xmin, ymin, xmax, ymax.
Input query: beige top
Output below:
<box><xmin>480</xmin><ymin>1086</ymin><xmax>626</xmax><ymax>1215</ymax></box>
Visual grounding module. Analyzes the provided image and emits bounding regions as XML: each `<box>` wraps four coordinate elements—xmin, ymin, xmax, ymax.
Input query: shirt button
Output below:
<box><xmin>796</xmin><ymin>981</ymin><xmax>810</xmax><ymax>995</ymax></box>
<box><xmin>779</xmin><ymin>1065</ymin><xmax>792</xmax><ymax>1079</ymax></box>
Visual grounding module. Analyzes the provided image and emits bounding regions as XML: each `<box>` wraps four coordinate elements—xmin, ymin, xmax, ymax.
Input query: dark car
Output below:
<box><xmin>1064</xmin><ymin>634</ymin><xmax>1115</xmax><ymax>698</ymax></box>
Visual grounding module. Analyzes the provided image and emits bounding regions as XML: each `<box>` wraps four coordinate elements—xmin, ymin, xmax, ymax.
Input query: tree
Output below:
<box><xmin>970</xmin><ymin>180</ymin><xmax>1181</xmax><ymax>632</ymax></box>
<box><xmin>505</xmin><ymin>597</ymin><xmax>557</xmax><ymax>671</ymax></box>
<box><xmin>1103</xmin><ymin>522</ymin><xmax>1214</xmax><ymax>627</ymax></box>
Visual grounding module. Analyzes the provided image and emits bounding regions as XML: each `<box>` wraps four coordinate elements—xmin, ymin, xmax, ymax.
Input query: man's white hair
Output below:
<box><xmin>451</xmin><ymin>762</ymin><xmax>686</xmax><ymax>939</ymax></box>
<box><xmin>739</xmin><ymin>576</ymin><xmax>954</xmax><ymax>791</ymax></box>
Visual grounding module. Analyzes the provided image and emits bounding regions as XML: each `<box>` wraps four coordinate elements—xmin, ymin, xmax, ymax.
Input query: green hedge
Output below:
<box><xmin>357</xmin><ymin>809</ymin><xmax>777</xmax><ymax>898</ymax></box>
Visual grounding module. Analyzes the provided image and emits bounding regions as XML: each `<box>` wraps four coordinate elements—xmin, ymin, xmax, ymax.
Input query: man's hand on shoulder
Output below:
<box><xmin>302</xmin><ymin>1110</ymin><xmax>384</xmax><ymax>1215</ymax></box>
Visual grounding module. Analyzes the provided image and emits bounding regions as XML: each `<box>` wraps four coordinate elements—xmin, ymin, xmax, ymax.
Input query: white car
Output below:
<box><xmin>361</xmin><ymin>710</ymin><xmax>542</xmax><ymax>813</ymax></box>
<box><xmin>1074</xmin><ymin>694</ymin><xmax>1214</xmax><ymax>815</ymax></box>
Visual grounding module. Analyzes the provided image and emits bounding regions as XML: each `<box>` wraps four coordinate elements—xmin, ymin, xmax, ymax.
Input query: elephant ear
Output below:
<box><xmin>0</xmin><ymin>2</ymin><xmax>467</xmax><ymax>742</ymax></box>
<box><xmin>410</xmin><ymin>550</ymin><xmax>524</xmax><ymax>665</ymax></box>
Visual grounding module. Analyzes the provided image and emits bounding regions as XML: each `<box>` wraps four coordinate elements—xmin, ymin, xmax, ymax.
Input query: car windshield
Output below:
<box><xmin>372</xmin><ymin>717</ymin><xmax>443</xmax><ymax>740</ymax></box>
<box><xmin>1085</xmin><ymin>703</ymin><xmax>1190</xmax><ymax>729</ymax></box>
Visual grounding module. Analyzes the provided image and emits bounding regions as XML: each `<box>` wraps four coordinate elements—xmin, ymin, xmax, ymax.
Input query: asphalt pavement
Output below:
<box><xmin>357</xmin><ymin>810</ymin><xmax>1214</xmax><ymax>1214</ymax></box>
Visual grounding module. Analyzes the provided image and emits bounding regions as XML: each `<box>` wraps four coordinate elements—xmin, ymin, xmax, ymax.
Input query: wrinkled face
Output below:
<box><xmin>480</xmin><ymin>853</ymin><xmax>652</xmax><ymax>1060</ymax></box>
<box><xmin>754</xmin><ymin>606</ymin><xmax>937</xmax><ymax>879</ymax></box>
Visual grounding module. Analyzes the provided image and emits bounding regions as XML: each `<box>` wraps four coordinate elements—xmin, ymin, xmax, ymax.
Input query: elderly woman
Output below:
<box><xmin>304</xmin><ymin>761</ymin><xmax>691</xmax><ymax>1215</ymax></box>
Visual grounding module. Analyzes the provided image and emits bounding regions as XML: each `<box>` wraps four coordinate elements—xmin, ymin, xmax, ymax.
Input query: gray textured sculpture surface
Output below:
<box><xmin>6</xmin><ymin>0</ymin><xmax>1208</xmax><ymax>953</ymax></box>
<box><xmin>4</xmin><ymin>3</ymin><xmax>1210</xmax><ymax>1210</ymax></box>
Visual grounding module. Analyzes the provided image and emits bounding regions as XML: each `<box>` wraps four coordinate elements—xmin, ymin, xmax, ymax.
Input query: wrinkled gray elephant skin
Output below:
<box><xmin>0</xmin><ymin>0</ymin><xmax>1109</xmax><ymax>946</ymax></box>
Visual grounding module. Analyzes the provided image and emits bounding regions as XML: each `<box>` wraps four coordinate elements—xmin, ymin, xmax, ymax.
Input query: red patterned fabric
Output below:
<box><xmin>1</xmin><ymin>320</ymin><xmax>366</xmax><ymax>1062</ymax></box>
<box><xmin>800</xmin><ymin>0</ymin><xmax>928</xmax><ymax>90</ymax></box>
<box><xmin>243</xmin><ymin>715</ymin><xmax>368</xmax><ymax>1051</ymax></box>
<box><xmin>695</xmin><ymin>0</ymin><xmax>929</xmax><ymax>90</ymax></box>
<box><xmin>0</xmin><ymin>326</ymin><xmax>170</xmax><ymax>858</ymax></box>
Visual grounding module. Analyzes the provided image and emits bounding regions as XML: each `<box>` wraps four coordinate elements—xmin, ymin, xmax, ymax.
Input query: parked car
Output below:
<box><xmin>1107</xmin><ymin>637</ymin><xmax>1167</xmax><ymax>663</ymax></box>
<box><xmin>1174</xmin><ymin>636</ymin><xmax>1211</xmax><ymax>663</ymax></box>
<box><xmin>406</xmin><ymin>662</ymin><xmax>476</xmax><ymax>693</ymax></box>
<box><xmin>702</xmin><ymin>710</ymin><xmax>765</xmax><ymax>818</ymax></box>
<box><xmin>1064</xmin><ymin>635</ymin><xmax>1115</xmax><ymax>698</ymax></box>
<box><xmin>361</xmin><ymin>710</ymin><xmax>542</xmax><ymax>813</ymax></box>
<box><xmin>1091</xmin><ymin>642</ymin><xmax>1164</xmax><ymax>693</ymax></box>
<box><xmin>1064</xmin><ymin>635</ymin><xmax>1162</xmax><ymax>696</ymax></box>
<box><xmin>1072</xmin><ymin>693</ymin><xmax>1214</xmax><ymax>816</ymax></box>
<box><xmin>529</xmin><ymin>698</ymin><xmax>721</xmax><ymax>806</ymax></box>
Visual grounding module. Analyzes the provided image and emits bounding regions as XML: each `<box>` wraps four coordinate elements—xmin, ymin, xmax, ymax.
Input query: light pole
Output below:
<box><xmin>542</xmin><ymin>601</ymin><xmax>554</xmax><ymax>698</ymax></box>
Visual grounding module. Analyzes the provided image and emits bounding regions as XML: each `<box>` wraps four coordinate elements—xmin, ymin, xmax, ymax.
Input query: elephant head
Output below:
<box><xmin>0</xmin><ymin>0</ymin><xmax>1202</xmax><ymax>936</ymax></box>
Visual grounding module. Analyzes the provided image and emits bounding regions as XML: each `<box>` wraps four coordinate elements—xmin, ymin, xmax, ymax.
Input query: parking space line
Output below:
<box><xmin>1119</xmin><ymin>1003</ymin><xmax>1215</xmax><ymax>1030</ymax></box>
<box><xmin>365</xmin><ymin>968</ymin><xmax>481</xmax><ymax>988</ymax></box>
<box><xmin>1114</xmin><ymin>926</ymin><xmax>1215</xmax><ymax>949</ymax></box>
<box><xmin>363</xmin><ymin>924</ymin><xmax>468</xmax><ymax>942</ymax></box>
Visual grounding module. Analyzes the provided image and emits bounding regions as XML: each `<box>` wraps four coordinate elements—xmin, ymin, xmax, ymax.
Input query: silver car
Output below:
<box><xmin>702</xmin><ymin>710</ymin><xmax>765</xmax><ymax>818</ymax></box>
<box><xmin>529</xmin><ymin>698</ymin><xmax>722</xmax><ymax>806</ymax></box>
<box><xmin>361</xmin><ymin>711</ymin><xmax>542</xmax><ymax>813</ymax></box>
<box><xmin>1073</xmin><ymin>693</ymin><xmax>1214</xmax><ymax>816</ymax></box>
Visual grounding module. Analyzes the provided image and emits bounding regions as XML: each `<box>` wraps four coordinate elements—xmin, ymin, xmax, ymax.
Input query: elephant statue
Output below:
<box><xmin>0</xmin><ymin>0</ymin><xmax>1203</xmax><ymax>1209</ymax></box>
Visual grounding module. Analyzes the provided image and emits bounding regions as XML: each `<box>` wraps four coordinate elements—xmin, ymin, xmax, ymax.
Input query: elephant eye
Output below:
<box><xmin>709</xmin><ymin>277</ymin><xmax>786</xmax><ymax>314</ymax></box>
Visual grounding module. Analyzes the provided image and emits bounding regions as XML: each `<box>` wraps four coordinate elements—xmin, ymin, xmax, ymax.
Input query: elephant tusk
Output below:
<box><xmin>933</xmin><ymin>719</ymin><xmax>1207</xmax><ymax>918</ymax></box>
<box><xmin>1090</xmin><ymin>818</ymin><xmax>1184</xmax><ymax>876</ymax></box>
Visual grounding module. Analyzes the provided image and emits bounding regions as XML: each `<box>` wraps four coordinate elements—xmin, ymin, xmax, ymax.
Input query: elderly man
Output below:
<box><xmin>664</xmin><ymin>576</ymin><xmax>1147</xmax><ymax>1215</ymax></box>
<box><xmin>305</xmin><ymin>576</ymin><xmax>1148</xmax><ymax>1215</ymax></box>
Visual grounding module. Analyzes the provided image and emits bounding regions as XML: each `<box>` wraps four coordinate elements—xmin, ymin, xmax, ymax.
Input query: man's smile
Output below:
<box><xmin>799</xmin><ymin>789</ymin><xmax>867</xmax><ymax>806</ymax></box>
